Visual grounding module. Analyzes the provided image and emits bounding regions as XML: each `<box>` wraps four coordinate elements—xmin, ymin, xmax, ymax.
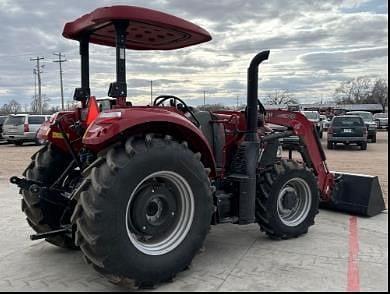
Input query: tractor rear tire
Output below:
<box><xmin>21</xmin><ymin>144</ymin><xmax>75</xmax><ymax>248</ymax></box>
<box><xmin>256</xmin><ymin>160</ymin><xmax>319</xmax><ymax>239</ymax></box>
<box><xmin>72</xmin><ymin>135</ymin><xmax>213</xmax><ymax>287</ymax></box>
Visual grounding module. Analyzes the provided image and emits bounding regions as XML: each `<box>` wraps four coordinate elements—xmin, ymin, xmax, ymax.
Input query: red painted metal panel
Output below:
<box><xmin>63</xmin><ymin>6</ymin><xmax>212</xmax><ymax>50</ymax></box>
<box><xmin>83</xmin><ymin>107</ymin><xmax>216</xmax><ymax>173</ymax></box>
<box><xmin>265</xmin><ymin>110</ymin><xmax>335</xmax><ymax>201</ymax></box>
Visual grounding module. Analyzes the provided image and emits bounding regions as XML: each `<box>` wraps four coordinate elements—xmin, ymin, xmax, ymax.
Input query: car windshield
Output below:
<box><xmin>28</xmin><ymin>116</ymin><xmax>46</xmax><ymax>124</ymax></box>
<box><xmin>333</xmin><ymin>117</ymin><xmax>364</xmax><ymax>127</ymax></box>
<box><xmin>4</xmin><ymin>116</ymin><xmax>25</xmax><ymax>125</ymax></box>
<box><xmin>374</xmin><ymin>113</ymin><xmax>388</xmax><ymax>119</ymax></box>
<box><xmin>347</xmin><ymin>112</ymin><xmax>373</xmax><ymax>122</ymax></box>
<box><xmin>302</xmin><ymin>112</ymin><xmax>319</xmax><ymax>120</ymax></box>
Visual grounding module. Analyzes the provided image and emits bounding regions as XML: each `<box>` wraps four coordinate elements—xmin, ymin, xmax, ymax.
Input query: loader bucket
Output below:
<box><xmin>321</xmin><ymin>172</ymin><xmax>386</xmax><ymax>217</ymax></box>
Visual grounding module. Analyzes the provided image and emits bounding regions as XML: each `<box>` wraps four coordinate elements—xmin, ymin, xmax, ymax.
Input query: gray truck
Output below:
<box><xmin>346</xmin><ymin>111</ymin><xmax>377</xmax><ymax>143</ymax></box>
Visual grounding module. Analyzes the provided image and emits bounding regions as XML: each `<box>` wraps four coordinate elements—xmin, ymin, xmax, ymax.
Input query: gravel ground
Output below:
<box><xmin>323</xmin><ymin>131</ymin><xmax>388</xmax><ymax>206</ymax></box>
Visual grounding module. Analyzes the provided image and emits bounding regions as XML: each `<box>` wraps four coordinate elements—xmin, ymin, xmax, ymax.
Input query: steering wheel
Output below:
<box><xmin>244</xmin><ymin>99</ymin><xmax>267</xmax><ymax>115</ymax></box>
<box><xmin>153</xmin><ymin>95</ymin><xmax>200</xmax><ymax>127</ymax></box>
<box><xmin>244</xmin><ymin>99</ymin><xmax>267</xmax><ymax>126</ymax></box>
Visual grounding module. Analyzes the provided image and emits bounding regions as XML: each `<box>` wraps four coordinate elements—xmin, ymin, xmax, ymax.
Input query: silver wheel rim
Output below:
<box><xmin>277</xmin><ymin>177</ymin><xmax>312</xmax><ymax>227</ymax></box>
<box><xmin>125</xmin><ymin>171</ymin><xmax>194</xmax><ymax>256</ymax></box>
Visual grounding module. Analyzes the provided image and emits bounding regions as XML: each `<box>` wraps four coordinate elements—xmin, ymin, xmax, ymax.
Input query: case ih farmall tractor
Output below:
<box><xmin>11</xmin><ymin>6</ymin><xmax>385</xmax><ymax>288</ymax></box>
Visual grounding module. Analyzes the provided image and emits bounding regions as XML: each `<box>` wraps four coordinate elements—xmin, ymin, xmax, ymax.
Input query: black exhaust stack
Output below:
<box><xmin>234</xmin><ymin>50</ymin><xmax>270</xmax><ymax>224</ymax></box>
<box><xmin>246</xmin><ymin>50</ymin><xmax>270</xmax><ymax>141</ymax></box>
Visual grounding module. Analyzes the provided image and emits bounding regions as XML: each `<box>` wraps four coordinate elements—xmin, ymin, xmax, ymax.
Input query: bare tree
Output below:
<box><xmin>368</xmin><ymin>79</ymin><xmax>388</xmax><ymax>112</ymax></box>
<box><xmin>49</xmin><ymin>106</ymin><xmax>60</xmax><ymax>114</ymax></box>
<box><xmin>335</xmin><ymin>77</ymin><xmax>388</xmax><ymax>111</ymax></box>
<box><xmin>335</xmin><ymin>77</ymin><xmax>372</xmax><ymax>104</ymax></box>
<box><xmin>265</xmin><ymin>90</ymin><xmax>298</xmax><ymax>105</ymax></box>
<box><xmin>1</xmin><ymin>100</ymin><xmax>22</xmax><ymax>114</ymax></box>
<box><xmin>31</xmin><ymin>94</ymin><xmax>50</xmax><ymax>113</ymax></box>
<box><xmin>65</xmin><ymin>100</ymin><xmax>81</xmax><ymax>111</ymax></box>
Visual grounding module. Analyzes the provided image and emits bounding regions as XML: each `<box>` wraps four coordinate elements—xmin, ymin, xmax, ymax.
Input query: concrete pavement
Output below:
<box><xmin>0</xmin><ymin>184</ymin><xmax>387</xmax><ymax>292</ymax></box>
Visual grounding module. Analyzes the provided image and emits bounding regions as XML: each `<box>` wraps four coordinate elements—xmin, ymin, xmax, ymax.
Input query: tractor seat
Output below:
<box><xmin>193</xmin><ymin>111</ymin><xmax>225</xmax><ymax>168</ymax></box>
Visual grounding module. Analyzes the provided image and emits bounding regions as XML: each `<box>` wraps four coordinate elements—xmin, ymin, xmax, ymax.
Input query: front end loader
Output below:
<box><xmin>10</xmin><ymin>5</ymin><xmax>385</xmax><ymax>288</ymax></box>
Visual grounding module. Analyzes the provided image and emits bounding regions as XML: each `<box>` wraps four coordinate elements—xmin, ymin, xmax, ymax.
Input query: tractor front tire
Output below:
<box><xmin>256</xmin><ymin>160</ymin><xmax>319</xmax><ymax>240</ymax></box>
<box><xmin>21</xmin><ymin>144</ymin><xmax>75</xmax><ymax>248</ymax></box>
<box><xmin>72</xmin><ymin>135</ymin><xmax>213</xmax><ymax>287</ymax></box>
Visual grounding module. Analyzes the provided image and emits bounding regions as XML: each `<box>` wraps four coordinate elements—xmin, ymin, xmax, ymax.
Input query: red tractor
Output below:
<box><xmin>11</xmin><ymin>6</ymin><xmax>385</xmax><ymax>288</ymax></box>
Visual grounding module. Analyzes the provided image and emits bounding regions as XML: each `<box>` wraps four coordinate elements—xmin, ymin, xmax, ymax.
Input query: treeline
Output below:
<box><xmin>1</xmin><ymin>77</ymin><xmax>387</xmax><ymax>115</ymax></box>
<box><xmin>335</xmin><ymin>77</ymin><xmax>388</xmax><ymax>112</ymax></box>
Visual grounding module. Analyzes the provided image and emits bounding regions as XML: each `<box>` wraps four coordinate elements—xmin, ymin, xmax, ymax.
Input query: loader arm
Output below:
<box><xmin>265</xmin><ymin>109</ymin><xmax>335</xmax><ymax>201</ymax></box>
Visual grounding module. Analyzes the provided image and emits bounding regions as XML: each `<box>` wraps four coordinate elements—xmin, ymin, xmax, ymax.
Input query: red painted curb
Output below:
<box><xmin>347</xmin><ymin>216</ymin><xmax>360</xmax><ymax>292</ymax></box>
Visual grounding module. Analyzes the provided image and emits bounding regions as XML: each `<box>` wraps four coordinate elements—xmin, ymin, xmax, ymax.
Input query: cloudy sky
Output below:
<box><xmin>0</xmin><ymin>0</ymin><xmax>388</xmax><ymax>108</ymax></box>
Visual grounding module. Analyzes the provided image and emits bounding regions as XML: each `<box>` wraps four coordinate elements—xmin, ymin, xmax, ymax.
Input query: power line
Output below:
<box><xmin>53</xmin><ymin>52</ymin><xmax>67</xmax><ymax>110</ymax></box>
<box><xmin>30</xmin><ymin>56</ymin><xmax>44</xmax><ymax>114</ymax></box>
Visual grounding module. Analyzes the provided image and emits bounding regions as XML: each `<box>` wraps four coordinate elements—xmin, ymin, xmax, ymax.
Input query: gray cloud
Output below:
<box><xmin>300</xmin><ymin>47</ymin><xmax>388</xmax><ymax>72</ymax></box>
<box><xmin>0</xmin><ymin>0</ymin><xmax>388</xmax><ymax>107</ymax></box>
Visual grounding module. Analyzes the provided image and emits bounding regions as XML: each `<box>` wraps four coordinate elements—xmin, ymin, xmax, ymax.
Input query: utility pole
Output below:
<box><xmin>30</xmin><ymin>57</ymin><xmax>44</xmax><ymax>114</ymax></box>
<box><xmin>33</xmin><ymin>69</ymin><xmax>37</xmax><ymax>100</ymax></box>
<box><xmin>203</xmin><ymin>90</ymin><xmax>206</xmax><ymax>106</ymax></box>
<box><xmin>53</xmin><ymin>52</ymin><xmax>67</xmax><ymax>110</ymax></box>
<box><xmin>150</xmin><ymin>80</ymin><xmax>153</xmax><ymax>105</ymax></box>
<box><xmin>236</xmin><ymin>95</ymin><xmax>239</xmax><ymax>109</ymax></box>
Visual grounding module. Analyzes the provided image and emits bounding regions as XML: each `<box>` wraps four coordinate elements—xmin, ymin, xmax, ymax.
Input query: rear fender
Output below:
<box><xmin>37</xmin><ymin>111</ymin><xmax>82</xmax><ymax>153</ymax></box>
<box><xmin>83</xmin><ymin>108</ymin><xmax>216</xmax><ymax>176</ymax></box>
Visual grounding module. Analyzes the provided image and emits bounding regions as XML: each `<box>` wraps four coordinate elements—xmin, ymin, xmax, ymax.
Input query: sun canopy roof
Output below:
<box><xmin>63</xmin><ymin>6</ymin><xmax>212</xmax><ymax>50</ymax></box>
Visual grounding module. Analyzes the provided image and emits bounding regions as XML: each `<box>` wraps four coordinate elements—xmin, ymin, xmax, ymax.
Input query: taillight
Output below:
<box><xmin>363</xmin><ymin>128</ymin><xmax>368</xmax><ymax>135</ymax></box>
<box><xmin>24</xmin><ymin>123</ymin><xmax>29</xmax><ymax>132</ymax></box>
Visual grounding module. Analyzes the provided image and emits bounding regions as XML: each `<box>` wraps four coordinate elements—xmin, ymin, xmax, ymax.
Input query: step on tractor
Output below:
<box><xmin>11</xmin><ymin>6</ymin><xmax>385</xmax><ymax>288</ymax></box>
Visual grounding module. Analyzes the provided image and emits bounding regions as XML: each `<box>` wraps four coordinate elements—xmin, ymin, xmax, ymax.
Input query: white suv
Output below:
<box><xmin>2</xmin><ymin>114</ymin><xmax>50</xmax><ymax>145</ymax></box>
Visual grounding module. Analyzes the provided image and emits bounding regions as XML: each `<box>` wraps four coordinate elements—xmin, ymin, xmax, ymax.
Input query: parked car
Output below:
<box><xmin>2</xmin><ymin>114</ymin><xmax>50</xmax><ymax>145</ymax></box>
<box><xmin>301</xmin><ymin>111</ymin><xmax>323</xmax><ymax>138</ymax></box>
<box><xmin>373</xmin><ymin>113</ymin><xmax>388</xmax><ymax>130</ymax></box>
<box><xmin>345</xmin><ymin>111</ymin><xmax>377</xmax><ymax>143</ymax></box>
<box><xmin>327</xmin><ymin>116</ymin><xmax>368</xmax><ymax>150</ymax></box>
<box><xmin>0</xmin><ymin>115</ymin><xmax>7</xmax><ymax>139</ymax></box>
<box><xmin>320</xmin><ymin>115</ymin><xmax>331</xmax><ymax>131</ymax></box>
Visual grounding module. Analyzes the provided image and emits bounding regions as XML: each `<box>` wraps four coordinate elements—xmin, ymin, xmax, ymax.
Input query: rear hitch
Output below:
<box><xmin>30</xmin><ymin>226</ymin><xmax>73</xmax><ymax>241</ymax></box>
<box><xmin>10</xmin><ymin>176</ymin><xmax>42</xmax><ymax>192</ymax></box>
<box><xmin>10</xmin><ymin>176</ymin><xmax>71</xmax><ymax>207</ymax></box>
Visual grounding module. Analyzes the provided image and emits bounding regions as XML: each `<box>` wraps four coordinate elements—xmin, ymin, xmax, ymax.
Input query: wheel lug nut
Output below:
<box><xmin>142</xmin><ymin>226</ymin><xmax>146</xmax><ymax>231</ymax></box>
